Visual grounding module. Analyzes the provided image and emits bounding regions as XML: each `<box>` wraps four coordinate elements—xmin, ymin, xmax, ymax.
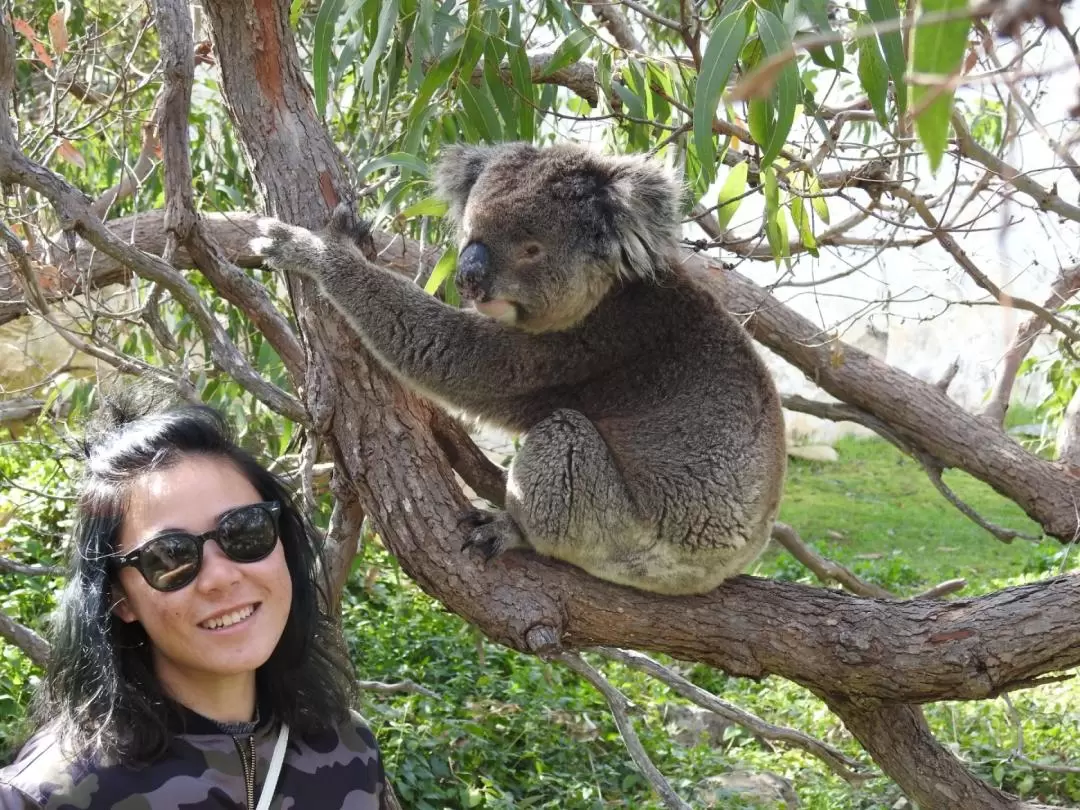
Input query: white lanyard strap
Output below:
<box><xmin>255</xmin><ymin>722</ymin><xmax>290</xmax><ymax>810</ymax></box>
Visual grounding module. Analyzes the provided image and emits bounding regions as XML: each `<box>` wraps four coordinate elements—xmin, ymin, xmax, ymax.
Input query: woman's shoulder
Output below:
<box><xmin>278</xmin><ymin>710</ymin><xmax>386</xmax><ymax>805</ymax></box>
<box><xmin>0</xmin><ymin>725</ymin><xmax>87</xmax><ymax>809</ymax></box>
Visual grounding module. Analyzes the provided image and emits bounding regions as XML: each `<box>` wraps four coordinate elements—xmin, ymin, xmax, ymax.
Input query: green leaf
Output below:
<box><xmin>399</xmin><ymin>195</ymin><xmax>448</xmax><ymax>218</ymax></box>
<box><xmin>756</xmin><ymin>8</ymin><xmax>800</xmax><ymax>169</ymax></box>
<box><xmin>909</xmin><ymin>0</ymin><xmax>972</xmax><ymax>172</ymax></box>
<box><xmin>807</xmin><ymin>172</ymin><xmax>830</xmax><ymax>223</ymax></box>
<box><xmin>483</xmin><ymin>38</ymin><xmax>515</xmax><ymax>129</ymax></box>
<box><xmin>866</xmin><ymin>0</ymin><xmax>908</xmax><ymax>117</ymax></box>
<box><xmin>716</xmin><ymin>161</ymin><xmax>749</xmax><ymax>230</ymax></box>
<box><xmin>612</xmin><ymin>83</ymin><xmax>645</xmax><ymax>119</ymax></box>
<box><xmin>762</xmin><ymin>167</ymin><xmax>785</xmax><ymax>266</ymax></box>
<box><xmin>409</xmin><ymin>45</ymin><xmax>460</xmax><ymax>125</ymax></box>
<box><xmin>693</xmin><ymin>8</ymin><xmax>749</xmax><ymax>187</ymax></box>
<box><xmin>798</xmin><ymin>0</ymin><xmax>843</xmax><ymax>68</ymax></box>
<box><xmin>312</xmin><ymin>0</ymin><xmax>348</xmax><ymax>118</ymax></box>
<box><xmin>357</xmin><ymin>152</ymin><xmax>430</xmax><ymax>179</ymax></box>
<box><xmin>789</xmin><ymin>195</ymin><xmax>818</xmax><ymax>256</ymax></box>
<box><xmin>424</xmin><ymin>247</ymin><xmax>458</xmax><ymax>295</ymax></box>
<box><xmin>289</xmin><ymin>0</ymin><xmax>305</xmax><ymax>28</ymax></box>
<box><xmin>856</xmin><ymin>30</ymin><xmax>890</xmax><ymax>126</ymax></box>
<box><xmin>361</xmin><ymin>0</ymin><xmax>399</xmax><ymax>94</ymax></box>
<box><xmin>508</xmin><ymin>43</ymin><xmax>535</xmax><ymax>141</ymax></box>
<box><xmin>458</xmin><ymin>81</ymin><xmax>502</xmax><ymax>142</ymax></box>
<box><xmin>537</xmin><ymin>28</ymin><xmax>591</xmax><ymax>78</ymax></box>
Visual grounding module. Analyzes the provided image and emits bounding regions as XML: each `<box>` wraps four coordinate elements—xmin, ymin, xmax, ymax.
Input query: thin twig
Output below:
<box><xmin>594</xmin><ymin>647</ymin><xmax>872</xmax><ymax>784</ymax></box>
<box><xmin>891</xmin><ymin>185</ymin><xmax>1080</xmax><ymax>346</ymax></box>
<box><xmin>357</xmin><ymin>679</ymin><xmax>439</xmax><ymax>699</ymax></box>
<box><xmin>554</xmin><ymin>652</ymin><xmax>692</xmax><ymax>810</ymax></box>
<box><xmin>771</xmin><ymin>522</ymin><xmax>894</xmax><ymax>599</ymax></box>
<box><xmin>0</xmin><ymin>556</ymin><xmax>63</xmax><ymax>577</ymax></box>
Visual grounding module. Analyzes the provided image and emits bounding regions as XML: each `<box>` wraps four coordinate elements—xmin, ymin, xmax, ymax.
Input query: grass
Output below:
<box><xmin>1</xmin><ymin>433</ymin><xmax>1077</xmax><ymax>808</ymax></box>
<box><xmin>772</xmin><ymin>436</ymin><xmax>1060</xmax><ymax>592</ymax></box>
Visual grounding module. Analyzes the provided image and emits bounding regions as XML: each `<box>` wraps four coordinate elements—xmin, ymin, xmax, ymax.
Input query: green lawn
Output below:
<box><xmin>771</xmin><ymin>436</ymin><xmax>1061</xmax><ymax>593</ymax></box>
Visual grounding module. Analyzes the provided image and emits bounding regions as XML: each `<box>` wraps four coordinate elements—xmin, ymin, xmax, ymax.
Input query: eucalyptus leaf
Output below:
<box><xmin>313</xmin><ymin>0</ymin><xmax>348</xmax><ymax>119</ymax></box>
<box><xmin>756</xmin><ymin>8</ymin><xmax>799</xmax><ymax>169</ymax></box>
<box><xmin>866</xmin><ymin>0</ymin><xmax>908</xmax><ymax>117</ymax></box>
<box><xmin>716</xmin><ymin>161</ymin><xmax>749</xmax><ymax>231</ymax></box>
<box><xmin>909</xmin><ymin>0</ymin><xmax>972</xmax><ymax>172</ymax></box>
<box><xmin>693</xmin><ymin>8</ymin><xmax>749</xmax><ymax>187</ymax></box>
<box><xmin>424</xmin><ymin>247</ymin><xmax>458</xmax><ymax>295</ymax></box>
<box><xmin>856</xmin><ymin>29</ymin><xmax>889</xmax><ymax>126</ymax></box>
<box><xmin>361</xmin><ymin>0</ymin><xmax>399</xmax><ymax>94</ymax></box>
<box><xmin>537</xmin><ymin>28</ymin><xmax>591</xmax><ymax>78</ymax></box>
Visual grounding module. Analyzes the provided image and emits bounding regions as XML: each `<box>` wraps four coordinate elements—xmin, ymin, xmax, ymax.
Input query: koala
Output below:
<box><xmin>254</xmin><ymin>142</ymin><xmax>786</xmax><ymax>596</ymax></box>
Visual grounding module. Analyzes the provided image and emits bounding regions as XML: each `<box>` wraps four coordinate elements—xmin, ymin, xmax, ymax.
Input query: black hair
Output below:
<box><xmin>33</xmin><ymin>391</ymin><xmax>356</xmax><ymax>764</ymax></box>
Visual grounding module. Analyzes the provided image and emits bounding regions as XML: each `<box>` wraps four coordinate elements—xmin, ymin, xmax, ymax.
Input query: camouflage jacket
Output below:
<box><xmin>0</xmin><ymin>705</ymin><xmax>387</xmax><ymax>809</ymax></box>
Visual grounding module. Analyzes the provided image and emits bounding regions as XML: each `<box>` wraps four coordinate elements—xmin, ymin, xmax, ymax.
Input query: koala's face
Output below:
<box><xmin>435</xmin><ymin>143</ymin><xmax>682</xmax><ymax>334</ymax></box>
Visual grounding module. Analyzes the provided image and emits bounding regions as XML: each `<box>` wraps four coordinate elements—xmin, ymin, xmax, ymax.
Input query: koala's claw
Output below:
<box><xmin>327</xmin><ymin>202</ymin><xmax>374</xmax><ymax>251</ymax></box>
<box><xmin>459</xmin><ymin>509</ymin><xmax>527</xmax><ymax>562</ymax></box>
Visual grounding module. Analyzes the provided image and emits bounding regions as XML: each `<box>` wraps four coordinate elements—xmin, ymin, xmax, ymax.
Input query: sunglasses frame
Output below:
<box><xmin>112</xmin><ymin>501</ymin><xmax>282</xmax><ymax>592</ymax></box>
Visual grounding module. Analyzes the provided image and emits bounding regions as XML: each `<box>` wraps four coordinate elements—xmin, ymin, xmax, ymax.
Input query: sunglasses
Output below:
<box><xmin>113</xmin><ymin>501</ymin><xmax>282</xmax><ymax>592</ymax></box>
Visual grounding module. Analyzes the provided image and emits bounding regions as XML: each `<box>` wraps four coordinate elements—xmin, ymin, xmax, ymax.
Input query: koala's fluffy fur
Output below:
<box><xmin>255</xmin><ymin>142</ymin><xmax>786</xmax><ymax>595</ymax></box>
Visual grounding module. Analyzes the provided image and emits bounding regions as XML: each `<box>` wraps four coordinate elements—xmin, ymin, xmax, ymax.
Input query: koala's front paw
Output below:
<box><xmin>459</xmin><ymin>509</ymin><xmax>528</xmax><ymax>561</ymax></box>
<box><xmin>250</xmin><ymin>218</ymin><xmax>329</xmax><ymax>281</ymax></box>
<box><xmin>250</xmin><ymin>203</ymin><xmax>376</xmax><ymax>279</ymax></box>
<box><xmin>326</xmin><ymin>202</ymin><xmax>377</xmax><ymax>259</ymax></box>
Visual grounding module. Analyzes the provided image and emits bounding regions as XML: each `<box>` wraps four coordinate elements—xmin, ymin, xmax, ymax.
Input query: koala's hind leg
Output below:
<box><xmin>462</xmin><ymin>409</ymin><xmax>642</xmax><ymax>580</ymax></box>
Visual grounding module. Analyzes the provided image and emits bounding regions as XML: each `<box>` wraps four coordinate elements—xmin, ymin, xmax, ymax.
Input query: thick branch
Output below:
<box><xmin>587</xmin><ymin>2</ymin><xmax>644</xmax><ymax>50</ymax></box>
<box><xmin>0</xmin><ymin>611</ymin><xmax>50</xmax><ymax>669</ymax></box>
<box><xmin>824</xmin><ymin>698</ymin><xmax>1051</xmax><ymax>810</ymax></box>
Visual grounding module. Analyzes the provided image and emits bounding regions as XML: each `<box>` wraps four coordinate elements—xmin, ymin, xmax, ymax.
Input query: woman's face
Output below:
<box><xmin>112</xmin><ymin>454</ymin><xmax>293</xmax><ymax>708</ymax></box>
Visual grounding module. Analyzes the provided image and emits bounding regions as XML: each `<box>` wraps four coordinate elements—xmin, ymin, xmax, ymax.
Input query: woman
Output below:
<box><xmin>0</xmin><ymin>398</ymin><xmax>388</xmax><ymax>809</ymax></box>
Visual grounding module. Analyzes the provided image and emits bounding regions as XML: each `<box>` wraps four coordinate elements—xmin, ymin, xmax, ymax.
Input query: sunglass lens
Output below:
<box><xmin>140</xmin><ymin>534</ymin><xmax>200</xmax><ymax>591</ymax></box>
<box><xmin>219</xmin><ymin>505</ymin><xmax>278</xmax><ymax>562</ymax></box>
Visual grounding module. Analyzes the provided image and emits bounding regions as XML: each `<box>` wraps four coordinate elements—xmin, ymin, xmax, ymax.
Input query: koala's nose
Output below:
<box><xmin>455</xmin><ymin>241</ymin><xmax>491</xmax><ymax>300</ymax></box>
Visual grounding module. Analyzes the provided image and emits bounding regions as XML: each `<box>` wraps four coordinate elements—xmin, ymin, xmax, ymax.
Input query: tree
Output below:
<box><xmin>1</xmin><ymin>0</ymin><xmax>1078</xmax><ymax>807</ymax></box>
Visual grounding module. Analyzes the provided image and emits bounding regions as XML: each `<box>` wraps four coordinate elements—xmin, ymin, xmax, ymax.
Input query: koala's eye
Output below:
<box><xmin>522</xmin><ymin>243</ymin><xmax>543</xmax><ymax>259</ymax></box>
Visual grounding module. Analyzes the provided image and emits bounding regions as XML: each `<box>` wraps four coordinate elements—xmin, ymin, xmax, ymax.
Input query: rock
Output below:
<box><xmin>696</xmin><ymin>770</ymin><xmax>800</xmax><ymax>809</ymax></box>
<box><xmin>787</xmin><ymin>444</ymin><xmax>840</xmax><ymax>463</ymax></box>
<box><xmin>662</xmin><ymin>704</ymin><xmax>732</xmax><ymax>748</ymax></box>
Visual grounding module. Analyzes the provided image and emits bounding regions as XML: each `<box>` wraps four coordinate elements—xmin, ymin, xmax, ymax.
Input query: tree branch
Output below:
<box><xmin>891</xmin><ymin>186</ymin><xmax>1080</xmax><ymax>346</ymax></box>
<box><xmin>771</xmin><ymin>522</ymin><xmax>894</xmax><ymax>599</ymax></box>
<box><xmin>555</xmin><ymin>651</ymin><xmax>692</xmax><ymax>810</ymax></box>
<box><xmin>0</xmin><ymin>611</ymin><xmax>50</xmax><ymax>669</ymax></box>
<box><xmin>595</xmin><ymin>647</ymin><xmax>870</xmax><ymax>782</ymax></box>
<box><xmin>587</xmin><ymin>2</ymin><xmax>644</xmax><ymax>50</ymax></box>
<box><xmin>952</xmin><ymin>112</ymin><xmax>1080</xmax><ymax>225</ymax></box>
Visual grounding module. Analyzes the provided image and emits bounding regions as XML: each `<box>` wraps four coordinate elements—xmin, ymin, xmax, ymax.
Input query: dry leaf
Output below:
<box><xmin>962</xmin><ymin>46</ymin><xmax>978</xmax><ymax>75</ymax></box>
<box><xmin>48</xmin><ymin>11</ymin><xmax>68</xmax><ymax>58</ymax></box>
<box><xmin>56</xmin><ymin>138</ymin><xmax>86</xmax><ymax>169</ymax></box>
<box><xmin>728</xmin><ymin>51</ymin><xmax>792</xmax><ymax>102</ymax></box>
<box><xmin>11</xmin><ymin>17</ymin><xmax>55</xmax><ymax>68</ymax></box>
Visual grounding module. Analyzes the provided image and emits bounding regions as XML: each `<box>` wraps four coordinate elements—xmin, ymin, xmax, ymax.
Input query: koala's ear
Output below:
<box><xmin>600</xmin><ymin>154</ymin><xmax>685</xmax><ymax>280</ymax></box>
<box><xmin>433</xmin><ymin>144</ymin><xmax>497</xmax><ymax>226</ymax></box>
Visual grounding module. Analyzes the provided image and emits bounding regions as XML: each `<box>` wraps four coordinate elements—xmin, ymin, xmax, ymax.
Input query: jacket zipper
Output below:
<box><xmin>233</xmin><ymin>735</ymin><xmax>256</xmax><ymax>810</ymax></box>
